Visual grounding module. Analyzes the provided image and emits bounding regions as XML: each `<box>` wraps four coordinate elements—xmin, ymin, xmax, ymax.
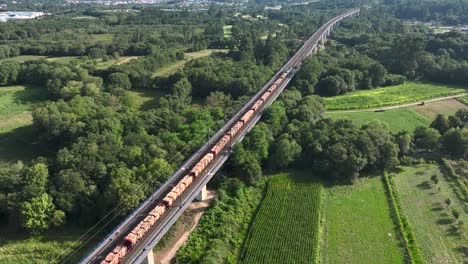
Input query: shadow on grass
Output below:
<box><xmin>12</xmin><ymin>85</ymin><xmax>49</xmax><ymax>105</ymax></box>
<box><xmin>417</xmin><ymin>181</ymin><xmax>432</xmax><ymax>190</ymax></box>
<box><xmin>0</xmin><ymin>125</ymin><xmax>49</xmax><ymax>162</ymax></box>
<box><xmin>455</xmin><ymin>246</ymin><xmax>468</xmax><ymax>258</ymax></box>
<box><xmin>436</xmin><ymin>218</ymin><xmax>453</xmax><ymax>225</ymax></box>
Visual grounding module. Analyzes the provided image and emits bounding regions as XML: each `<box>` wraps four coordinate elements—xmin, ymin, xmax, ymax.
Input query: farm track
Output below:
<box><xmin>327</xmin><ymin>93</ymin><xmax>467</xmax><ymax>113</ymax></box>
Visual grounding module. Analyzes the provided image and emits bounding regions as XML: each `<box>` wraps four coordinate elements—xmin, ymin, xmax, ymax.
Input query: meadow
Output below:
<box><xmin>0</xmin><ymin>85</ymin><xmax>47</xmax><ymax>134</ymax></box>
<box><xmin>324</xmin><ymin>82</ymin><xmax>466</xmax><ymax>110</ymax></box>
<box><xmin>327</xmin><ymin>108</ymin><xmax>431</xmax><ymax>132</ymax></box>
<box><xmin>321</xmin><ymin>177</ymin><xmax>405</xmax><ymax>263</ymax></box>
<box><xmin>240</xmin><ymin>171</ymin><xmax>322</xmax><ymax>264</ymax></box>
<box><xmin>0</xmin><ymin>229</ymin><xmax>92</xmax><ymax>264</ymax></box>
<box><xmin>392</xmin><ymin>164</ymin><xmax>467</xmax><ymax>263</ymax></box>
<box><xmin>153</xmin><ymin>49</ymin><xmax>228</xmax><ymax>77</ymax></box>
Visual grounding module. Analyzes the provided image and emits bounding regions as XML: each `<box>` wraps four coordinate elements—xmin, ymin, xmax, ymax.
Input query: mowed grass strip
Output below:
<box><xmin>321</xmin><ymin>177</ymin><xmax>405</xmax><ymax>263</ymax></box>
<box><xmin>393</xmin><ymin>164</ymin><xmax>467</xmax><ymax>263</ymax></box>
<box><xmin>327</xmin><ymin>108</ymin><xmax>431</xmax><ymax>132</ymax></box>
<box><xmin>240</xmin><ymin>172</ymin><xmax>322</xmax><ymax>264</ymax></box>
<box><xmin>324</xmin><ymin>82</ymin><xmax>466</xmax><ymax>110</ymax></box>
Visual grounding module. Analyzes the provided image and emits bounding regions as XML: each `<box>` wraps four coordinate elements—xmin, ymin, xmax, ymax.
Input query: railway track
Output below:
<box><xmin>79</xmin><ymin>9</ymin><xmax>359</xmax><ymax>264</ymax></box>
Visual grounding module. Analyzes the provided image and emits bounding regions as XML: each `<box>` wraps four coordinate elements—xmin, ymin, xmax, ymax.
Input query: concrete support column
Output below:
<box><xmin>142</xmin><ymin>250</ymin><xmax>155</xmax><ymax>264</ymax></box>
<box><xmin>195</xmin><ymin>185</ymin><xmax>207</xmax><ymax>201</ymax></box>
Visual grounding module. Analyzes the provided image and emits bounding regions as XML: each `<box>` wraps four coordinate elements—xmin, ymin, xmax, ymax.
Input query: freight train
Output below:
<box><xmin>101</xmin><ymin>68</ymin><xmax>292</xmax><ymax>264</ymax></box>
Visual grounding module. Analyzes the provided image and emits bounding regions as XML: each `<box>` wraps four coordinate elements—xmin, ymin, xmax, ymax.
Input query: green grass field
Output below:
<box><xmin>0</xmin><ymin>85</ymin><xmax>48</xmax><ymax>134</ymax></box>
<box><xmin>321</xmin><ymin>177</ymin><xmax>405</xmax><ymax>263</ymax></box>
<box><xmin>393</xmin><ymin>164</ymin><xmax>467</xmax><ymax>263</ymax></box>
<box><xmin>0</xmin><ymin>55</ymin><xmax>47</xmax><ymax>63</ymax></box>
<box><xmin>327</xmin><ymin>108</ymin><xmax>431</xmax><ymax>132</ymax></box>
<box><xmin>154</xmin><ymin>49</ymin><xmax>228</xmax><ymax>77</ymax></box>
<box><xmin>223</xmin><ymin>25</ymin><xmax>233</xmax><ymax>38</ymax></box>
<box><xmin>324</xmin><ymin>82</ymin><xmax>466</xmax><ymax>110</ymax></box>
<box><xmin>90</xmin><ymin>34</ymin><xmax>114</xmax><ymax>44</ymax></box>
<box><xmin>126</xmin><ymin>89</ymin><xmax>166</xmax><ymax>111</ymax></box>
<box><xmin>240</xmin><ymin>171</ymin><xmax>322</xmax><ymax>264</ymax></box>
<box><xmin>0</xmin><ymin>229</ymin><xmax>91</xmax><ymax>264</ymax></box>
<box><xmin>457</xmin><ymin>95</ymin><xmax>468</xmax><ymax>105</ymax></box>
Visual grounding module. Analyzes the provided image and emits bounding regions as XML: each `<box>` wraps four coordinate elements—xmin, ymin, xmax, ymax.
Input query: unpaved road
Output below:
<box><xmin>153</xmin><ymin>190</ymin><xmax>216</xmax><ymax>264</ymax></box>
<box><xmin>327</xmin><ymin>93</ymin><xmax>467</xmax><ymax>113</ymax></box>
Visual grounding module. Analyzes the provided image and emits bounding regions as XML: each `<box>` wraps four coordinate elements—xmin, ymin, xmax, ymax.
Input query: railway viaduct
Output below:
<box><xmin>79</xmin><ymin>9</ymin><xmax>360</xmax><ymax>264</ymax></box>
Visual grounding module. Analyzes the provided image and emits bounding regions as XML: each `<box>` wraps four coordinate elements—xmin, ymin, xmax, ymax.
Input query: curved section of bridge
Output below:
<box><xmin>79</xmin><ymin>9</ymin><xmax>359</xmax><ymax>264</ymax></box>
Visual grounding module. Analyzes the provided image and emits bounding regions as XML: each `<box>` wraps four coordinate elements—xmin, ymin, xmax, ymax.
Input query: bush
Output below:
<box><xmin>384</xmin><ymin>74</ymin><xmax>406</xmax><ymax>86</ymax></box>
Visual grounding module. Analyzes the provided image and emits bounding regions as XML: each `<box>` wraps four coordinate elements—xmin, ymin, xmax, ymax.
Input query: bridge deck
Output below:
<box><xmin>79</xmin><ymin>9</ymin><xmax>359</xmax><ymax>264</ymax></box>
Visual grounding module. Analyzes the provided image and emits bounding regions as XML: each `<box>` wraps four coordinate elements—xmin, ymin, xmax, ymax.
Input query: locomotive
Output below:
<box><xmin>101</xmin><ymin>69</ymin><xmax>291</xmax><ymax>264</ymax></box>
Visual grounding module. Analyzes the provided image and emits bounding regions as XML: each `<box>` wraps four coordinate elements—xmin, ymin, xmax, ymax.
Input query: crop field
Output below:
<box><xmin>327</xmin><ymin>108</ymin><xmax>431</xmax><ymax>132</ymax></box>
<box><xmin>393</xmin><ymin>164</ymin><xmax>467</xmax><ymax>263</ymax></box>
<box><xmin>321</xmin><ymin>177</ymin><xmax>405</xmax><ymax>263</ymax></box>
<box><xmin>154</xmin><ymin>49</ymin><xmax>228</xmax><ymax>77</ymax></box>
<box><xmin>240</xmin><ymin>171</ymin><xmax>322</xmax><ymax>264</ymax></box>
<box><xmin>411</xmin><ymin>98</ymin><xmax>468</xmax><ymax>119</ymax></box>
<box><xmin>324</xmin><ymin>82</ymin><xmax>466</xmax><ymax>110</ymax></box>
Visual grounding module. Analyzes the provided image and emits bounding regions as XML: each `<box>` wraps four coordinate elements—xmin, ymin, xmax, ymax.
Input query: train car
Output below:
<box><xmin>139</xmin><ymin>221</ymin><xmax>151</xmax><ymax>234</ymax></box>
<box><xmin>211</xmin><ymin>135</ymin><xmax>230</xmax><ymax>155</ymax></box>
<box><xmin>114</xmin><ymin>245</ymin><xmax>127</xmax><ymax>261</ymax></box>
<box><xmin>268</xmin><ymin>84</ymin><xmax>277</xmax><ymax>93</ymax></box>
<box><xmin>149</xmin><ymin>203</ymin><xmax>166</xmax><ymax>220</ymax></box>
<box><xmin>240</xmin><ymin>110</ymin><xmax>254</xmax><ymax>124</ymax></box>
<box><xmin>180</xmin><ymin>175</ymin><xmax>193</xmax><ymax>188</ymax></box>
<box><xmin>123</xmin><ymin>226</ymin><xmax>140</xmax><ymax>246</ymax></box>
<box><xmin>162</xmin><ymin>192</ymin><xmax>177</xmax><ymax>206</ymax></box>
<box><xmin>251</xmin><ymin>100</ymin><xmax>263</xmax><ymax>112</ymax></box>
<box><xmin>229</xmin><ymin>121</ymin><xmax>243</xmax><ymax>137</ymax></box>
<box><xmin>101</xmin><ymin>252</ymin><xmax>118</xmax><ymax>264</ymax></box>
<box><xmin>143</xmin><ymin>215</ymin><xmax>156</xmax><ymax>226</ymax></box>
<box><xmin>261</xmin><ymin>91</ymin><xmax>270</xmax><ymax>102</ymax></box>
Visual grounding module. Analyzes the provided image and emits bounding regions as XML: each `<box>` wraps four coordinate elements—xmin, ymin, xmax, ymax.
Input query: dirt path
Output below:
<box><xmin>327</xmin><ymin>93</ymin><xmax>467</xmax><ymax>113</ymax></box>
<box><xmin>153</xmin><ymin>190</ymin><xmax>216</xmax><ymax>264</ymax></box>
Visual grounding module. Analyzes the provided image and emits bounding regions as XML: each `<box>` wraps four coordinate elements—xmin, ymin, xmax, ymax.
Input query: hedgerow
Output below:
<box><xmin>383</xmin><ymin>173</ymin><xmax>425</xmax><ymax>264</ymax></box>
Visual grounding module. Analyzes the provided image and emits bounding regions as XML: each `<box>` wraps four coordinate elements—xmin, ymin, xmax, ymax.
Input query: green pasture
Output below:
<box><xmin>0</xmin><ymin>85</ymin><xmax>47</xmax><ymax>134</ymax></box>
<box><xmin>327</xmin><ymin>108</ymin><xmax>431</xmax><ymax>132</ymax></box>
<box><xmin>154</xmin><ymin>49</ymin><xmax>228</xmax><ymax>77</ymax></box>
<box><xmin>241</xmin><ymin>171</ymin><xmax>322</xmax><ymax>263</ymax></box>
<box><xmin>324</xmin><ymin>82</ymin><xmax>466</xmax><ymax>110</ymax></box>
<box><xmin>321</xmin><ymin>177</ymin><xmax>405</xmax><ymax>263</ymax></box>
<box><xmin>393</xmin><ymin>164</ymin><xmax>467</xmax><ymax>263</ymax></box>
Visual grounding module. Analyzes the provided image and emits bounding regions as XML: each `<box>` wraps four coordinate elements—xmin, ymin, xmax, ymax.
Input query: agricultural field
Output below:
<box><xmin>327</xmin><ymin>108</ymin><xmax>431</xmax><ymax>132</ymax></box>
<box><xmin>321</xmin><ymin>177</ymin><xmax>405</xmax><ymax>263</ymax></box>
<box><xmin>240</xmin><ymin>171</ymin><xmax>322</xmax><ymax>264</ymax></box>
<box><xmin>392</xmin><ymin>163</ymin><xmax>467</xmax><ymax>263</ymax></box>
<box><xmin>411</xmin><ymin>98</ymin><xmax>468</xmax><ymax>119</ymax></box>
<box><xmin>324</xmin><ymin>82</ymin><xmax>466</xmax><ymax>110</ymax></box>
<box><xmin>154</xmin><ymin>49</ymin><xmax>228</xmax><ymax>77</ymax></box>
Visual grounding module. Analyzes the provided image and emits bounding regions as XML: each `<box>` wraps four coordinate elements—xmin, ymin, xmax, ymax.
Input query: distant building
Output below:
<box><xmin>0</xmin><ymin>11</ymin><xmax>46</xmax><ymax>22</ymax></box>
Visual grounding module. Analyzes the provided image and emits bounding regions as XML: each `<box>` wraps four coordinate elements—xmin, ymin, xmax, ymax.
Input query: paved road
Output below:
<box><xmin>327</xmin><ymin>93</ymin><xmax>467</xmax><ymax>113</ymax></box>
